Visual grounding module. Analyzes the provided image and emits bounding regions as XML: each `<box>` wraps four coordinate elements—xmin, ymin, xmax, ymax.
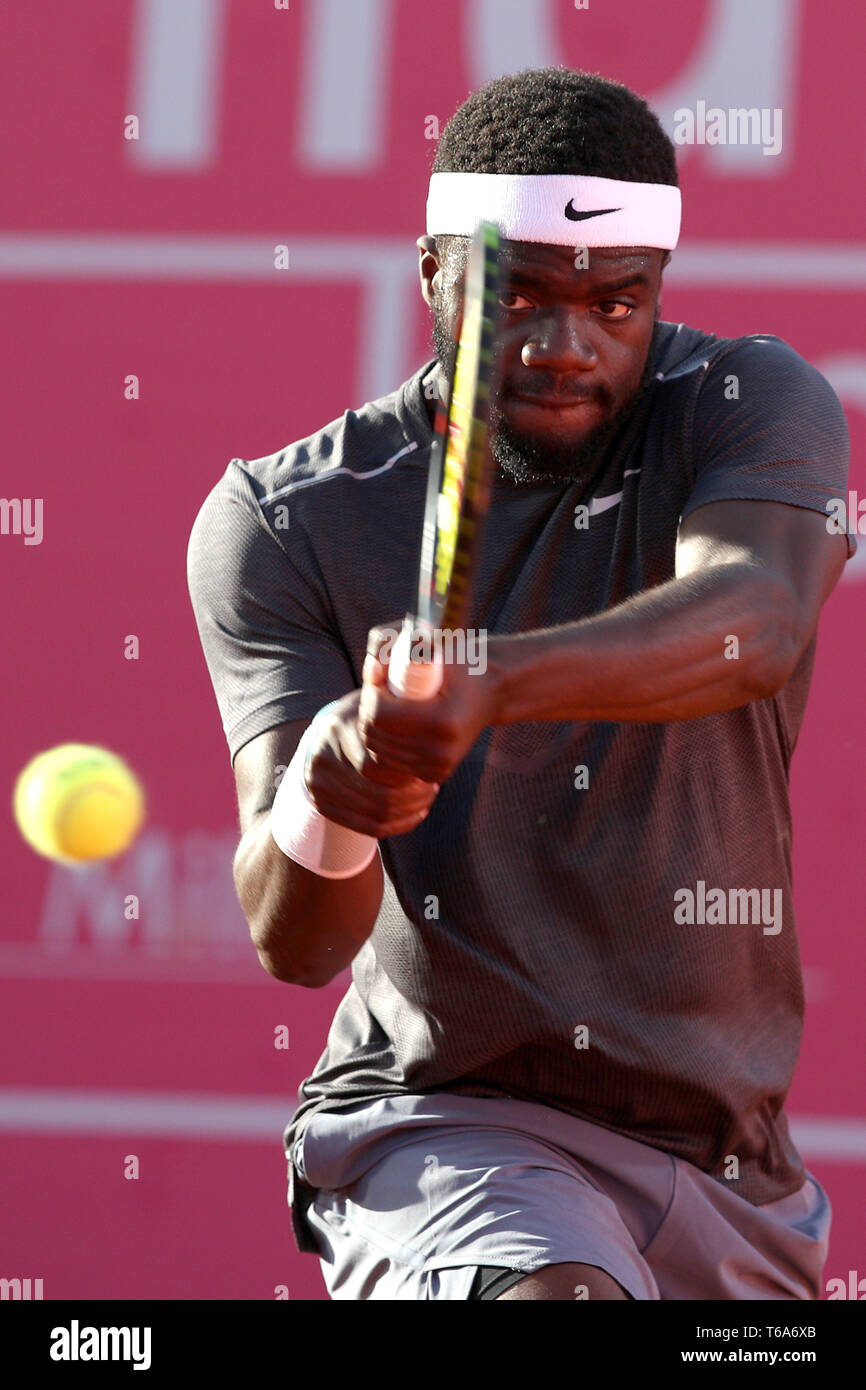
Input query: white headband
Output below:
<box><xmin>426</xmin><ymin>173</ymin><xmax>681</xmax><ymax>250</ymax></box>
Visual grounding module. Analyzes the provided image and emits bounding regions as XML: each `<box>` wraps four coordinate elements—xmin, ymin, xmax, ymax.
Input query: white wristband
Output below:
<box><xmin>269</xmin><ymin>713</ymin><xmax>379</xmax><ymax>879</ymax></box>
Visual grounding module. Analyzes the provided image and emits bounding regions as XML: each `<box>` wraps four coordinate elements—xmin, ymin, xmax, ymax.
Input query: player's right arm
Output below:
<box><xmin>186</xmin><ymin>468</ymin><xmax>436</xmax><ymax>987</ymax></box>
<box><xmin>232</xmin><ymin>685</ymin><xmax>436</xmax><ymax>988</ymax></box>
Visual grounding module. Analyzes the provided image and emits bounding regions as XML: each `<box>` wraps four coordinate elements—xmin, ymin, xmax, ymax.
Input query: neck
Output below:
<box><xmin>422</xmin><ymin>364</ymin><xmax>444</xmax><ymax>427</ymax></box>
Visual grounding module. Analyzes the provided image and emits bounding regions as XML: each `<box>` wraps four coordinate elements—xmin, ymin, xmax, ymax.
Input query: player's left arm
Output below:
<box><xmin>359</xmin><ymin>501</ymin><xmax>847</xmax><ymax>784</ymax></box>
<box><xmin>358</xmin><ymin>500</ymin><xmax>845</xmax><ymax>783</ymax></box>
<box><xmin>359</xmin><ymin>341</ymin><xmax>851</xmax><ymax>783</ymax></box>
<box><xmin>487</xmin><ymin>496</ymin><xmax>848</xmax><ymax>724</ymax></box>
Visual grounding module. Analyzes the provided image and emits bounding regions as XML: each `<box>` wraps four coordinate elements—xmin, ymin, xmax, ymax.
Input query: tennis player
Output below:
<box><xmin>186</xmin><ymin>68</ymin><xmax>854</xmax><ymax>1300</ymax></box>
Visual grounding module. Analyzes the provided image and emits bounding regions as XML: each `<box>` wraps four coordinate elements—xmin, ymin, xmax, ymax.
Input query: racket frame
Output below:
<box><xmin>388</xmin><ymin>221</ymin><xmax>502</xmax><ymax>701</ymax></box>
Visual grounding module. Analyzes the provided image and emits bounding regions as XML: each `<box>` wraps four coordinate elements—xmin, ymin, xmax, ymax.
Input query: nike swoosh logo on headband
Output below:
<box><xmin>564</xmin><ymin>201</ymin><xmax>622</xmax><ymax>221</ymax></box>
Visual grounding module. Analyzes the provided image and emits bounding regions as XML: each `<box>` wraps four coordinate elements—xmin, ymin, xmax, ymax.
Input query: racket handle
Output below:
<box><xmin>387</xmin><ymin>616</ymin><xmax>444</xmax><ymax>701</ymax></box>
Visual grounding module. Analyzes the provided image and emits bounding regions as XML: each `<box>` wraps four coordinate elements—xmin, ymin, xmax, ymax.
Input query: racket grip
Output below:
<box><xmin>387</xmin><ymin>616</ymin><xmax>444</xmax><ymax>701</ymax></box>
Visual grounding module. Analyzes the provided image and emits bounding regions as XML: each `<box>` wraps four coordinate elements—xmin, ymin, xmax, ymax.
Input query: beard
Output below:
<box><xmin>431</xmin><ymin>312</ymin><xmax>662</xmax><ymax>489</ymax></box>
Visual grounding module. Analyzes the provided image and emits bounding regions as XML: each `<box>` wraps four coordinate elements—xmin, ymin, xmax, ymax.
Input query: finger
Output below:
<box><xmin>362</xmin><ymin>650</ymin><xmax>386</xmax><ymax>687</ymax></box>
<box><xmin>344</xmin><ymin>720</ymin><xmax>431</xmax><ymax>790</ymax></box>
<box><xmin>314</xmin><ymin>803</ymin><xmax>431</xmax><ymax>839</ymax></box>
<box><xmin>311</xmin><ymin>782</ymin><xmax>436</xmax><ymax>836</ymax></box>
<box><xmin>364</xmin><ymin>622</ymin><xmax>402</xmax><ymax>676</ymax></box>
<box><xmin>359</xmin><ymin>725</ymin><xmax>447</xmax><ymax>782</ymax></box>
<box><xmin>313</xmin><ymin>749</ymin><xmax>437</xmax><ymax>809</ymax></box>
<box><xmin>358</xmin><ymin>755</ymin><xmax>435</xmax><ymax>792</ymax></box>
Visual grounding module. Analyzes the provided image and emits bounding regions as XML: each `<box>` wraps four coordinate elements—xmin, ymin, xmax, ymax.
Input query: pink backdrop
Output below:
<box><xmin>1</xmin><ymin>0</ymin><xmax>864</xmax><ymax>1300</ymax></box>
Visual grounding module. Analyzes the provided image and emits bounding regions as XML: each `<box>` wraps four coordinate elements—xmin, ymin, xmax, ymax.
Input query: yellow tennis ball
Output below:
<box><xmin>13</xmin><ymin>743</ymin><xmax>146</xmax><ymax>864</ymax></box>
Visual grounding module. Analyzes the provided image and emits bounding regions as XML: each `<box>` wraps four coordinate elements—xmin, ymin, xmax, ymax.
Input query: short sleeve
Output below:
<box><xmin>186</xmin><ymin>464</ymin><xmax>356</xmax><ymax>764</ymax></box>
<box><xmin>681</xmin><ymin>337</ymin><xmax>856</xmax><ymax>560</ymax></box>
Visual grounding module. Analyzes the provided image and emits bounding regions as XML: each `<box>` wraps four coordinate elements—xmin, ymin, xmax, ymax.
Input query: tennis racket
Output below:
<box><xmin>387</xmin><ymin>219</ymin><xmax>502</xmax><ymax>700</ymax></box>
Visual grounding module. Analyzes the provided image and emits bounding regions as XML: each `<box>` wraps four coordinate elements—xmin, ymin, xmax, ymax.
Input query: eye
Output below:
<box><xmin>596</xmin><ymin>301</ymin><xmax>633</xmax><ymax>320</ymax></box>
<box><xmin>498</xmin><ymin>290</ymin><xmax>534</xmax><ymax>311</ymax></box>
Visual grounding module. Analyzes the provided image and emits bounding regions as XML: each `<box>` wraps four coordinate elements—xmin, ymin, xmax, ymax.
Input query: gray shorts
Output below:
<box><xmin>290</xmin><ymin>1093</ymin><xmax>831</xmax><ymax>1301</ymax></box>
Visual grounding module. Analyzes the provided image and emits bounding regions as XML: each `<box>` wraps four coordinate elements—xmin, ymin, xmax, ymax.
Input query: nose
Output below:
<box><xmin>519</xmin><ymin>307</ymin><xmax>599</xmax><ymax>372</ymax></box>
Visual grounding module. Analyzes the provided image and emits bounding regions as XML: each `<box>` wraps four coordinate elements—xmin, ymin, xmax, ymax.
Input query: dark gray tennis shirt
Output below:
<box><xmin>186</xmin><ymin>322</ymin><xmax>853</xmax><ymax>1239</ymax></box>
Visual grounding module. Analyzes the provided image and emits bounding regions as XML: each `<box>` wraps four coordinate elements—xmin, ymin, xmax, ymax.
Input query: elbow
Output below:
<box><xmin>253</xmin><ymin>945</ymin><xmax>323</xmax><ymax>988</ymax></box>
<box><xmin>740</xmin><ymin>654</ymin><xmax>789</xmax><ymax>702</ymax></box>
<box><xmin>254</xmin><ymin>947</ymin><xmax>298</xmax><ymax>985</ymax></box>
<box><xmin>250</xmin><ymin>929</ymin><xmax>333</xmax><ymax>988</ymax></box>
<box><xmin>740</xmin><ymin>585</ymin><xmax>804</xmax><ymax>700</ymax></box>
<box><xmin>249</xmin><ymin>930</ymin><xmax>304</xmax><ymax>986</ymax></box>
<box><xmin>234</xmin><ymin>825</ymin><xmax>337</xmax><ymax>987</ymax></box>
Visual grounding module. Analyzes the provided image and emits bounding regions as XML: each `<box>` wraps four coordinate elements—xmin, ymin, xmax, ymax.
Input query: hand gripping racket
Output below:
<box><xmin>387</xmin><ymin>220</ymin><xmax>502</xmax><ymax>700</ymax></box>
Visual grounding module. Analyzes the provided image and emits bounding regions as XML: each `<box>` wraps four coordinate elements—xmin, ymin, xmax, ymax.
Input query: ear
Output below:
<box><xmin>417</xmin><ymin>234</ymin><xmax>443</xmax><ymax>308</ymax></box>
<box><xmin>654</xmin><ymin>252</ymin><xmax>671</xmax><ymax>319</ymax></box>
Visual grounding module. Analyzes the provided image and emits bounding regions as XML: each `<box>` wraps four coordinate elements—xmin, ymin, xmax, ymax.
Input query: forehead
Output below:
<box><xmin>499</xmin><ymin>241</ymin><xmax>659</xmax><ymax>278</ymax></box>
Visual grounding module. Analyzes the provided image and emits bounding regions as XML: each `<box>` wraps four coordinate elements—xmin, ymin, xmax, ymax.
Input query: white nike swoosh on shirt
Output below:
<box><xmin>587</xmin><ymin>468</ymin><xmax>641</xmax><ymax>516</ymax></box>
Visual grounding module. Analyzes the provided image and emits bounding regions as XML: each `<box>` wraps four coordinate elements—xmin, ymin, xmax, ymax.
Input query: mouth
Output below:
<box><xmin>508</xmin><ymin>392</ymin><xmax>600</xmax><ymax>415</ymax></box>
